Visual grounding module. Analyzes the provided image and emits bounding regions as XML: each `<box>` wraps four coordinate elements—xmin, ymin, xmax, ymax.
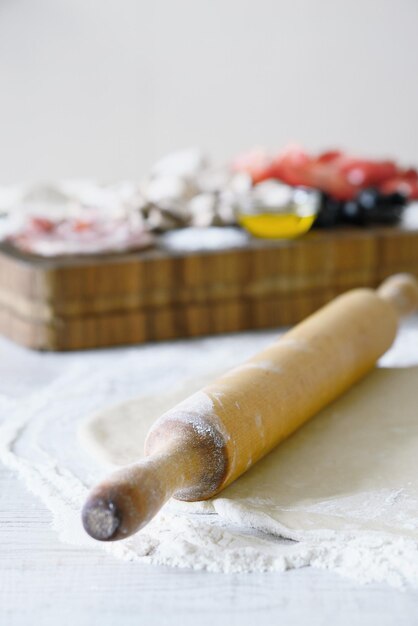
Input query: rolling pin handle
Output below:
<box><xmin>82</xmin><ymin>451</ymin><xmax>185</xmax><ymax>541</ymax></box>
<box><xmin>377</xmin><ymin>273</ymin><xmax>418</xmax><ymax>318</ymax></box>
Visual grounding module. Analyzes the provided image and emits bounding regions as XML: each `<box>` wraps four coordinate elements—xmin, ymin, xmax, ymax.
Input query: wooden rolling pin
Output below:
<box><xmin>82</xmin><ymin>273</ymin><xmax>418</xmax><ymax>542</ymax></box>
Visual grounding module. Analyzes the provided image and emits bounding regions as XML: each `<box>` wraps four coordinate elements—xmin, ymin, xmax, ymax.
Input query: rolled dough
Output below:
<box><xmin>80</xmin><ymin>366</ymin><xmax>418</xmax><ymax>541</ymax></box>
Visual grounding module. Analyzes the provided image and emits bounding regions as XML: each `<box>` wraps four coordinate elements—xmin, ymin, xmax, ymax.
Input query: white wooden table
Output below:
<box><xmin>1</xmin><ymin>334</ymin><xmax>418</xmax><ymax>626</ymax></box>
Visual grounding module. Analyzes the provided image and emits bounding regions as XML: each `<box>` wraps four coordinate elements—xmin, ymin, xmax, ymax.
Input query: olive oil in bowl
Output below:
<box><xmin>236</xmin><ymin>183</ymin><xmax>319</xmax><ymax>239</ymax></box>
<box><xmin>238</xmin><ymin>212</ymin><xmax>316</xmax><ymax>239</ymax></box>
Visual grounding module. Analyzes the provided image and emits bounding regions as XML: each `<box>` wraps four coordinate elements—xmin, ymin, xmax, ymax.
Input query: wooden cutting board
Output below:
<box><xmin>0</xmin><ymin>225</ymin><xmax>417</xmax><ymax>351</ymax></box>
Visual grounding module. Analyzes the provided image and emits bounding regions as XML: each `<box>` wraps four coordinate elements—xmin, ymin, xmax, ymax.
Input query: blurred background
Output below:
<box><xmin>1</xmin><ymin>0</ymin><xmax>417</xmax><ymax>183</ymax></box>
<box><xmin>0</xmin><ymin>0</ymin><xmax>418</xmax><ymax>352</ymax></box>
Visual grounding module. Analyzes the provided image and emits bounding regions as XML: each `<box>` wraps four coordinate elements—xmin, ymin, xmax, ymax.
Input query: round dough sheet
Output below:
<box><xmin>80</xmin><ymin>367</ymin><xmax>418</xmax><ymax>540</ymax></box>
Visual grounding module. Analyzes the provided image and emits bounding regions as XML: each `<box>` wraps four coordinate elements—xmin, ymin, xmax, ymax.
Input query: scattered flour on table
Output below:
<box><xmin>1</xmin><ymin>325</ymin><xmax>418</xmax><ymax>588</ymax></box>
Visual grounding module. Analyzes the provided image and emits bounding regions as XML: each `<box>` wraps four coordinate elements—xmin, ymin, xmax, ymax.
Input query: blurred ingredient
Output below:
<box><xmin>235</xmin><ymin>183</ymin><xmax>319</xmax><ymax>238</ymax></box>
<box><xmin>1</xmin><ymin>146</ymin><xmax>417</xmax><ymax>256</ymax></box>
<box><xmin>10</xmin><ymin>213</ymin><xmax>154</xmax><ymax>256</ymax></box>
<box><xmin>161</xmin><ymin>226</ymin><xmax>248</xmax><ymax>252</ymax></box>
<box><xmin>140</xmin><ymin>148</ymin><xmax>248</xmax><ymax>229</ymax></box>
<box><xmin>232</xmin><ymin>145</ymin><xmax>418</xmax><ymax>201</ymax></box>
<box><xmin>0</xmin><ymin>149</ymin><xmax>250</xmax><ymax>255</ymax></box>
<box><xmin>316</xmin><ymin>189</ymin><xmax>408</xmax><ymax>227</ymax></box>
<box><xmin>238</xmin><ymin>213</ymin><xmax>316</xmax><ymax>238</ymax></box>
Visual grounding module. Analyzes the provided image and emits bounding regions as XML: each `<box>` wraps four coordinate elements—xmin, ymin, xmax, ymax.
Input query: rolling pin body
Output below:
<box><xmin>82</xmin><ymin>274</ymin><xmax>418</xmax><ymax>541</ymax></box>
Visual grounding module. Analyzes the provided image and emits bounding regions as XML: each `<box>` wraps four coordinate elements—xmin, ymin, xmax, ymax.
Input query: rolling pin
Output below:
<box><xmin>82</xmin><ymin>273</ymin><xmax>418</xmax><ymax>542</ymax></box>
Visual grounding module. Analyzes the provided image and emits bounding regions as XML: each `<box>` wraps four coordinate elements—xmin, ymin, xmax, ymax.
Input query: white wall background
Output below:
<box><xmin>0</xmin><ymin>0</ymin><xmax>417</xmax><ymax>183</ymax></box>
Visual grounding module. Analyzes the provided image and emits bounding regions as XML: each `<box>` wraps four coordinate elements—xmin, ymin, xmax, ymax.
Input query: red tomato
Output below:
<box><xmin>339</xmin><ymin>159</ymin><xmax>398</xmax><ymax>187</ymax></box>
<box><xmin>307</xmin><ymin>162</ymin><xmax>357</xmax><ymax>200</ymax></box>
<box><xmin>232</xmin><ymin>146</ymin><xmax>417</xmax><ymax>200</ymax></box>
<box><xmin>402</xmin><ymin>168</ymin><xmax>418</xmax><ymax>182</ymax></box>
<box><xmin>270</xmin><ymin>146</ymin><xmax>311</xmax><ymax>186</ymax></box>
<box><xmin>316</xmin><ymin>150</ymin><xmax>343</xmax><ymax>164</ymax></box>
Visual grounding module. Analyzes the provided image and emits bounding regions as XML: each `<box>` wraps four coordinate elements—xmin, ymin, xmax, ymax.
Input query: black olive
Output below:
<box><xmin>314</xmin><ymin>188</ymin><xmax>408</xmax><ymax>228</ymax></box>
<box><xmin>314</xmin><ymin>193</ymin><xmax>343</xmax><ymax>228</ymax></box>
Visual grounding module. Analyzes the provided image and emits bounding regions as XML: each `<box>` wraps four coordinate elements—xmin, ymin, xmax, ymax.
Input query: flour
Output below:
<box><xmin>1</xmin><ymin>324</ymin><xmax>418</xmax><ymax>588</ymax></box>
